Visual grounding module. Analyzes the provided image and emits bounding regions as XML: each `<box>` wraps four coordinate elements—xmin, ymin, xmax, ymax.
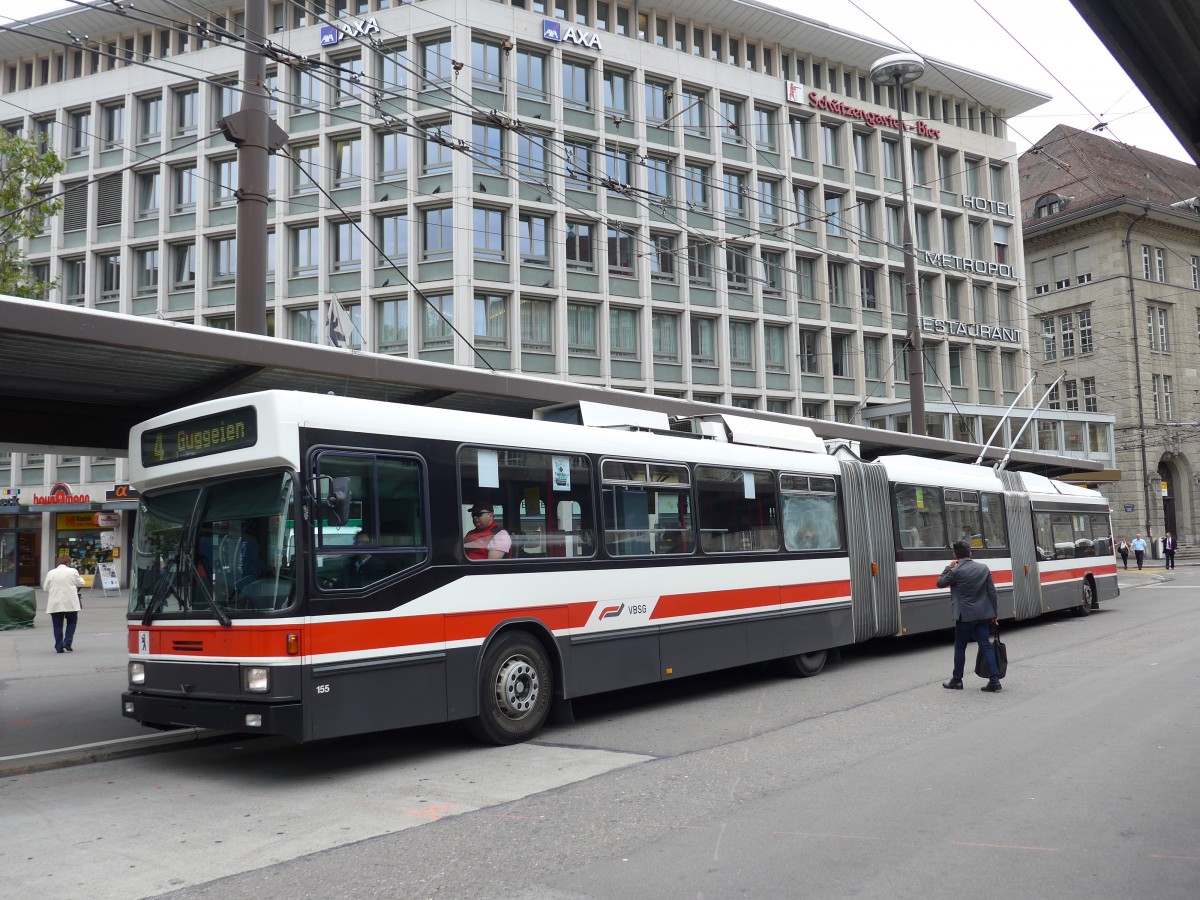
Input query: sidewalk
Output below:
<box><xmin>0</xmin><ymin>585</ymin><xmax>212</xmax><ymax>775</ymax></box>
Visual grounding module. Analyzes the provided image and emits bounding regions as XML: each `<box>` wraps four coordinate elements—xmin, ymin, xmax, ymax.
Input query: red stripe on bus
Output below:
<box><xmin>127</xmin><ymin>626</ymin><xmax>299</xmax><ymax>658</ymax></box>
<box><xmin>899</xmin><ymin>570</ymin><xmax>1013</xmax><ymax>594</ymax></box>
<box><xmin>651</xmin><ymin>580</ymin><xmax>851</xmax><ymax>621</ymax></box>
<box><xmin>1040</xmin><ymin>563</ymin><xmax>1115</xmax><ymax>584</ymax></box>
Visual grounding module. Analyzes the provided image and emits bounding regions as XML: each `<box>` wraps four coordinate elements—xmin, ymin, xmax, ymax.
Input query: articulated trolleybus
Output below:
<box><xmin>123</xmin><ymin>391</ymin><xmax>1117</xmax><ymax>745</ymax></box>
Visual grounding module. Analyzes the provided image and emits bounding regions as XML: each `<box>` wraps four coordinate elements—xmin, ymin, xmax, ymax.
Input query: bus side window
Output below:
<box><xmin>458</xmin><ymin>446</ymin><xmax>596</xmax><ymax>560</ymax></box>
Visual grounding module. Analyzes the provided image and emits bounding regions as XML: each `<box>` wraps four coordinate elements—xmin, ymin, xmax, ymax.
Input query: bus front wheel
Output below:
<box><xmin>1073</xmin><ymin>578</ymin><xmax>1096</xmax><ymax>617</ymax></box>
<box><xmin>469</xmin><ymin>631</ymin><xmax>554</xmax><ymax>745</ymax></box>
<box><xmin>777</xmin><ymin>649</ymin><xmax>828</xmax><ymax>678</ymax></box>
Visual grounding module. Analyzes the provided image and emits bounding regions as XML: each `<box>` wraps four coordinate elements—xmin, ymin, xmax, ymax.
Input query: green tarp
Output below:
<box><xmin>0</xmin><ymin>586</ymin><xmax>37</xmax><ymax>630</ymax></box>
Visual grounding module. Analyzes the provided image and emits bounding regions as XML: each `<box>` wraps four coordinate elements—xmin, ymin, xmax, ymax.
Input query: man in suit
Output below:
<box><xmin>338</xmin><ymin>531</ymin><xmax>377</xmax><ymax>587</ymax></box>
<box><xmin>1163</xmin><ymin>532</ymin><xmax>1176</xmax><ymax>570</ymax></box>
<box><xmin>938</xmin><ymin>540</ymin><xmax>1002</xmax><ymax>693</ymax></box>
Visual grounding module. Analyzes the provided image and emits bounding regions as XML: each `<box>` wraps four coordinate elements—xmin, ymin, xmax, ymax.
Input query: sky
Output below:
<box><xmin>12</xmin><ymin>0</ymin><xmax>1194</xmax><ymax>164</ymax></box>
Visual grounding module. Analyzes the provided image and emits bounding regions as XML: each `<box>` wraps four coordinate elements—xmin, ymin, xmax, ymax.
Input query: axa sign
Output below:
<box><xmin>542</xmin><ymin>19</ymin><xmax>603</xmax><ymax>51</ymax></box>
<box><xmin>320</xmin><ymin>15</ymin><xmax>381</xmax><ymax>47</ymax></box>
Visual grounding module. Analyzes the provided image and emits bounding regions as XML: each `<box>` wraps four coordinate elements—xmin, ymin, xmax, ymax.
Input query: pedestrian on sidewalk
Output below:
<box><xmin>938</xmin><ymin>540</ymin><xmax>1002</xmax><ymax>693</ymax></box>
<box><xmin>1163</xmin><ymin>532</ymin><xmax>1176</xmax><ymax>570</ymax></box>
<box><xmin>1131</xmin><ymin>533</ymin><xmax>1147</xmax><ymax>570</ymax></box>
<box><xmin>43</xmin><ymin>552</ymin><xmax>85</xmax><ymax>654</ymax></box>
<box><xmin>1117</xmin><ymin>536</ymin><xmax>1129</xmax><ymax>570</ymax></box>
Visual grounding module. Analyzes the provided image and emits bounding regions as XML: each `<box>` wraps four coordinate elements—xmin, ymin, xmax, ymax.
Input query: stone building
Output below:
<box><xmin>1020</xmin><ymin>124</ymin><xmax>1200</xmax><ymax>546</ymax></box>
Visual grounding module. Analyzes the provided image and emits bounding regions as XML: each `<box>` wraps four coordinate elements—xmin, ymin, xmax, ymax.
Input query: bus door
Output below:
<box><xmin>839</xmin><ymin>459</ymin><xmax>899</xmax><ymax>640</ymax></box>
<box><xmin>999</xmin><ymin>472</ymin><xmax>1041</xmax><ymax>620</ymax></box>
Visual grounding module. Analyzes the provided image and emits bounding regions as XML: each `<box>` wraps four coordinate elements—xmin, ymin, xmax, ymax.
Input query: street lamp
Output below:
<box><xmin>870</xmin><ymin>52</ymin><xmax>926</xmax><ymax>436</ymax></box>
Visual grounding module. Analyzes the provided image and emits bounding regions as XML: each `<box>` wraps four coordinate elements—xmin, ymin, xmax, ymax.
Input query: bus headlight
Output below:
<box><xmin>244</xmin><ymin>667</ymin><xmax>270</xmax><ymax>693</ymax></box>
<box><xmin>129</xmin><ymin>662</ymin><xmax>145</xmax><ymax>685</ymax></box>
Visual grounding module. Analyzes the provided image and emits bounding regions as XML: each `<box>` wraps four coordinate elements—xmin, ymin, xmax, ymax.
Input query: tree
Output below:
<box><xmin>0</xmin><ymin>131</ymin><xmax>63</xmax><ymax>298</ymax></box>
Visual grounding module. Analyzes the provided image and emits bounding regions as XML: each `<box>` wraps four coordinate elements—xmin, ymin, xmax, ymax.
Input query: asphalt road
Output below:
<box><xmin>1</xmin><ymin>571</ymin><xmax>1197</xmax><ymax>900</ymax></box>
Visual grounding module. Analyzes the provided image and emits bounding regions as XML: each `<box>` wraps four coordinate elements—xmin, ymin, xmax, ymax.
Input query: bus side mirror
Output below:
<box><xmin>312</xmin><ymin>476</ymin><xmax>352</xmax><ymax>526</ymax></box>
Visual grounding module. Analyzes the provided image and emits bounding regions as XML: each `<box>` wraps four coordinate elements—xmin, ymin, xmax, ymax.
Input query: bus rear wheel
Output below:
<box><xmin>469</xmin><ymin>631</ymin><xmax>553</xmax><ymax>745</ymax></box>
<box><xmin>777</xmin><ymin>649</ymin><xmax>828</xmax><ymax>678</ymax></box>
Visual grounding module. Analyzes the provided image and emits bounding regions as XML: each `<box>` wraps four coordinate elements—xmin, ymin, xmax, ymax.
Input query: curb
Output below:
<box><xmin>0</xmin><ymin>727</ymin><xmax>232</xmax><ymax>778</ymax></box>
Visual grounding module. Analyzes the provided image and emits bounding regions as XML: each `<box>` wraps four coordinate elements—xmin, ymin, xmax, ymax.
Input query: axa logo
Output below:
<box><xmin>599</xmin><ymin>603</ymin><xmax>624</xmax><ymax>620</ymax></box>
<box><xmin>542</xmin><ymin>19</ymin><xmax>603</xmax><ymax>51</ymax></box>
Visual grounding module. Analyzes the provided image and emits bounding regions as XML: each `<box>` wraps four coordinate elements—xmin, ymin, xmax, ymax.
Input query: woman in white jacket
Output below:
<box><xmin>43</xmin><ymin>552</ymin><xmax>85</xmax><ymax>653</ymax></box>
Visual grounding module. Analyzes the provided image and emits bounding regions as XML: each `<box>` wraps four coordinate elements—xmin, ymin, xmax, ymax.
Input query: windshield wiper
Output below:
<box><xmin>141</xmin><ymin>563</ymin><xmax>177</xmax><ymax>627</ymax></box>
<box><xmin>191</xmin><ymin>565</ymin><xmax>231</xmax><ymax>628</ymax></box>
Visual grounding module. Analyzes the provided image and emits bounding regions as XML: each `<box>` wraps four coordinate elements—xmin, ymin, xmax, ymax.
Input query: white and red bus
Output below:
<box><xmin>122</xmin><ymin>391</ymin><xmax>1117</xmax><ymax>744</ymax></box>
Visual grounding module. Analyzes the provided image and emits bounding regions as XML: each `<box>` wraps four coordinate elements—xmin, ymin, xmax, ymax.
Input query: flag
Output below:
<box><xmin>326</xmin><ymin>296</ymin><xmax>353</xmax><ymax>348</ymax></box>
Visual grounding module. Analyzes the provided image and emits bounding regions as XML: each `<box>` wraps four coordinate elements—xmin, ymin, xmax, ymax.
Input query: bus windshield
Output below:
<box><xmin>129</xmin><ymin>472</ymin><xmax>298</xmax><ymax>620</ymax></box>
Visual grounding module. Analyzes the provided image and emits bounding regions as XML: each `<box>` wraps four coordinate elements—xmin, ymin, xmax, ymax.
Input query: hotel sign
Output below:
<box><xmin>921</xmin><ymin>250</ymin><xmax>1017</xmax><ymax>280</ymax></box>
<box><xmin>962</xmin><ymin>195</ymin><xmax>1012</xmax><ymax>217</ymax></box>
<box><xmin>920</xmin><ymin>317</ymin><xmax>1023</xmax><ymax>344</ymax></box>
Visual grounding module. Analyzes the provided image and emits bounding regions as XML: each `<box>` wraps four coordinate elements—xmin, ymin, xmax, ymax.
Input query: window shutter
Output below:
<box><xmin>63</xmin><ymin>181</ymin><xmax>88</xmax><ymax>231</ymax></box>
<box><xmin>96</xmin><ymin>174</ymin><xmax>123</xmax><ymax>226</ymax></box>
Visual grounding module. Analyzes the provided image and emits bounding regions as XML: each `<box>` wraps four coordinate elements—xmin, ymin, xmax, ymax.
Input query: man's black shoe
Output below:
<box><xmin>981</xmin><ymin>681</ymin><xmax>1002</xmax><ymax>692</ymax></box>
<box><xmin>942</xmin><ymin>679</ymin><xmax>963</xmax><ymax>690</ymax></box>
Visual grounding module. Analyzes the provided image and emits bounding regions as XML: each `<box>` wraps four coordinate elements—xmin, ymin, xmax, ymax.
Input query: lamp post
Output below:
<box><xmin>870</xmin><ymin>52</ymin><xmax>926</xmax><ymax>436</ymax></box>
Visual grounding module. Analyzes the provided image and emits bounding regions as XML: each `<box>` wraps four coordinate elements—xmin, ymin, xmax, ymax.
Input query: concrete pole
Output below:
<box><xmin>895</xmin><ymin>76</ymin><xmax>926</xmax><ymax>436</ymax></box>
<box><xmin>232</xmin><ymin>0</ymin><xmax>271</xmax><ymax>335</ymax></box>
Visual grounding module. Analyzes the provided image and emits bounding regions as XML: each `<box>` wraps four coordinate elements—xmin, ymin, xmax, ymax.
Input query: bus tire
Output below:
<box><xmin>1073</xmin><ymin>577</ymin><xmax>1096</xmax><ymax>617</ymax></box>
<box><xmin>776</xmin><ymin>649</ymin><xmax>828</xmax><ymax>678</ymax></box>
<box><xmin>468</xmin><ymin>630</ymin><xmax>553</xmax><ymax>745</ymax></box>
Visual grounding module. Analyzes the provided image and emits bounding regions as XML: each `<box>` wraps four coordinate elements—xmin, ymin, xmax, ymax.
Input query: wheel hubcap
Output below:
<box><xmin>494</xmin><ymin>655</ymin><xmax>539</xmax><ymax>719</ymax></box>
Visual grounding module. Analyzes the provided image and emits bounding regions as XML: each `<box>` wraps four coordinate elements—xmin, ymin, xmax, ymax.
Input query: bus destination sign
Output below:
<box><xmin>141</xmin><ymin>407</ymin><xmax>258</xmax><ymax>467</ymax></box>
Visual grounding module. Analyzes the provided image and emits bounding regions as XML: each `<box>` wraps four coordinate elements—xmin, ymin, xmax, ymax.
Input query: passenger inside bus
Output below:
<box><xmin>464</xmin><ymin>503</ymin><xmax>512</xmax><ymax>560</ymax></box>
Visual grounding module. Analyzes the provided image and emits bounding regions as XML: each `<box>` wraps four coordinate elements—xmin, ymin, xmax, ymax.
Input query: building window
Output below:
<box><xmin>685</xmin><ymin>164</ymin><xmax>710</xmax><ymax>210</ymax></box>
<box><xmin>646</xmin><ymin>80</ymin><xmax>671</xmax><ymax>125</ymax></box>
<box><xmin>993</xmin><ymin>224</ymin><xmax>1010</xmax><ymax>264</ymax></box>
<box><xmin>976</xmin><ymin>349</ymin><xmax>993</xmax><ymax>390</ymax></box>
<box><xmin>790</xmin><ymin>117</ymin><xmax>811</xmax><ymax>159</ymax></box>
<box><xmin>174</xmin><ymin>86</ymin><xmax>198</xmax><ymax>135</ymax></box>
<box><xmin>563</xmin><ymin>60</ymin><xmax>591</xmax><ymax>110</ymax></box>
<box><xmin>377</xmin><ymin>297</ymin><xmax>409</xmax><ymax>354</ymax></box>
<box><xmin>212</xmin><ymin>157</ymin><xmax>237</xmax><ymax>207</ymax></box>
<box><xmin>173</xmin><ymin>165</ymin><xmax>197</xmax><ymax>213</ymax></box>
<box><xmin>719</xmin><ymin>96</ymin><xmax>743</xmax><ymax>143</ymax></box>
<box><xmin>422</xmin><ymin>293</ymin><xmax>454</xmax><ymax>348</ymax></box>
<box><xmin>729</xmin><ymin>320</ymin><xmax>754</xmax><ymax>370</ymax></box>
<box><xmin>1141</xmin><ymin>245</ymin><xmax>1152</xmax><ymax>280</ymax></box>
<box><xmin>688</xmin><ymin>242</ymin><xmax>712</xmax><ymax>286</ymax></box>
<box><xmin>473</xmin><ymin>207</ymin><xmax>506</xmax><ymax>260</ymax></box>
<box><xmin>1192</xmin><ymin>255</ymin><xmax>1200</xmax><ymax>290</ymax></box>
<box><xmin>421</xmin><ymin>206</ymin><xmax>453</xmax><ymax>260</ymax></box>
<box><xmin>798</xmin><ymin>330</ymin><xmax>819</xmax><ymax>374</ymax></box>
<box><xmin>474</xmin><ymin>293</ymin><xmax>508</xmax><ymax>347</ymax></box>
<box><xmin>568</xmin><ymin>302</ymin><xmax>598</xmax><ymax>355</ymax></box>
<box><xmin>864</xmin><ymin>335</ymin><xmax>882</xmax><ymax>380</ymax></box>
<box><xmin>378</xmin><ymin>129</ymin><xmax>409</xmax><ymax>178</ymax></box>
<box><xmin>726</xmin><ymin>245</ymin><xmax>751</xmax><ymax>293</ymax></box>
<box><xmin>691</xmin><ymin>316</ymin><xmax>716</xmax><ymax>365</ymax></box>
<box><xmin>68</xmin><ymin>108</ymin><xmax>91</xmax><ymax>157</ymax></box>
<box><xmin>764</xmin><ymin>325</ymin><xmax>787</xmax><ymax>372</ymax></box>
<box><xmin>1060</xmin><ymin>314</ymin><xmax>1080</xmax><ymax>357</ymax></box>
<box><xmin>1158</xmin><ymin>306</ymin><xmax>1170</xmax><ymax>351</ymax></box>
<box><xmin>422</xmin><ymin>126</ymin><xmax>454</xmax><ymax>175</ymax></box>
<box><xmin>291</xmin><ymin>225</ymin><xmax>318</xmax><ymax>276</ymax></box>
<box><xmin>377</xmin><ymin>212</ymin><xmax>408</xmax><ymax>265</ymax></box>
<box><xmin>852</xmin><ymin>131</ymin><xmax>872</xmax><ymax>174</ymax></box>
<box><xmin>607</xmin><ymin>227</ymin><xmax>635</xmax><ymax>277</ymax></box>
<box><xmin>1032</xmin><ymin>258</ymin><xmax>1049</xmax><ymax>295</ymax></box>
<box><xmin>565</xmin><ymin>140</ymin><xmax>594</xmax><ymax>190</ymax></box>
<box><xmin>332</xmin><ymin>136</ymin><xmax>362</xmax><ymax>186</ymax></box>
<box><xmin>421</xmin><ymin>37</ymin><xmax>454</xmax><ymax>90</ymax></box>
<box><xmin>210</xmin><ymin>237</ymin><xmax>236</xmax><ymax>284</ymax></box>
<box><xmin>471</xmin><ymin>37</ymin><xmax>503</xmax><ymax>90</ymax></box>
<box><xmin>753</xmin><ymin>106</ymin><xmax>776</xmax><ymax>149</ymax></box>
<box><xmin>138</xmin><ymin>95</ymin><xmax>162</xmax><ymax>142</ymax></box>
<box><xmin>893</xmin><ymin>339</ymin><xmax>908</xmax><ymax>382</ymax></box>
<box><xmin>1042</xmin><ymin>317</ymin><xmax>1056</xmax><ymax>360</ymax></box>
<box><xmin>828</xmin><ymin>261</ymin><xmax>847</xmax><ymax>306</ymax></box>
<box><xmin>519</xmin><ymin>214</ymin><xmax>550</xmax><ymax>266</ymax></box>
<box><xmin>101</xmin><ymin>103</ymin><xmax>124</xmax><ymax>149</ymax></box>
<box><xmin>650</xmin><ymin>232</ymin><xmax>676</xmax><ymax>282</ymax></box>
<box><xmin>1163</xmin><ymin>375</ymin><xmax>1173</xmax><ymax>419</ymax></box>
<box><xmin>517</xmin><ymin>49</ymin><xmax>548</xmax><ymax>100</ymax></box>
<box><xmin>565</xmin><ymin>220</ymin><xmax>595</xmax><ymax>270</ymax></box>
<box><xmin>830</xmin><ymin>332</ymin><xmax>850</xmax><ymax>378</ymax></box>
<box><xmin>761</xmin><ymin>251</ymin><xmax>783</xmax><ymax>296</ymax></box>
<box><xmin>1078</xmin><ymin>309</ymin><xmax>1093</xmax><ymax>354</ymax></box>
<box><xmin>603</xmin><ymin>69</ymin><xmax>631</xmax><ymax>116</ymax></box>
<box><xmin>62</xmin><ymin>257</ymin><xmax>86</xmax><ymax>305</ymax></box>
<box><xmin>134</xmin><ymin>247</ymin><xmax>158</xmax><ymax>296</ymax></box>
<box><xmin>521</xmin><ymin>297</ymin><xmax>552</xmax><ymax>351</ymax></box>
<box><xmin>652</xmin><ymin>311</ymin><xmax>680</xmax><ymax>362</ymax></box>
<box><xmin>170</xmin><ymin>242</ymin><xmax>196</xmax><ymax>288</ymax></box>
<box><xmin>471</xmin><ymin>122</ymin><xmax>502</xmax><ymax>179</ymax></box>
<box><xmin>798</xmin><ymin>258</ymin><xmax>817</xmax><ymax>303</ymax></box>
<box><xmin>136</xmin><ymin>170</ymin><xmax>160</xmax><ymax>219</ymax></box>
<box><xmin>682</xmin><ymin>88</ymin><xmax>706</xmax><ymax>135</ymax></box>
<box><xmin>824</xmin><ymin>193</ymin><xmax>844</xmax><ymax>237</ymax></box>
<box><xmin>291</xmin><ymin>143</ymin><xmax>319</xmax><ymax>194</ymax></box>
<box><xmin>820</xmin><ymin>123</ymin><xmax>840</xmax><ymax>166</ymax></box>
<box><xmin>1001</xmin><ymin>351</ymin><xmax>1017</xmax><ymax>392</ymax></box>
<box><xmin>1151</xmin><ymin>374</ymin><xmax>1161</xmax><ymax>419</ymax></box>
<box><xmin>380</xmin><ymin>42</ymin><xmax>409</xmax><ymax>92</ymax></box>
<box><xmin>293</xmin><ymin>70</ymin><xmax>320</xmax><ymax>112</ymax></box>
<box><xmin>610</xmin><ymin>307</ymin><xmax>639</xmax><ymax>359</ymax></box>
<box><xmin>647</xmin><ymin>157</ymin><xmax>672</xmax><ymax>201</ymax></box>
<box><xmin>881</xmin><ymin>138</ymin><xmax>898</xmax><ymax>179</ymax></box>
<box><xmin>290</xmin><ymin>307</ymin><xmax>319</xmax><ymax>344</ymax></box>
<box><xmin>1155</xmin><ymin>247</ymin><xmax>1166</xmax><ymax>282</ymax></box>
<box><xmin>723</xmin><ymin>170</ymin><xmax>747</xmax><ymax>217</ymax></box>
<box><xmin>332</xmin><ymin>221</ymin><xmax>361</xmax><ymax>272</ymax></box>
<box><xmin>517</xmin><ymin>132</ymin><xmax>547</xmax><ymax>181</ymax></box>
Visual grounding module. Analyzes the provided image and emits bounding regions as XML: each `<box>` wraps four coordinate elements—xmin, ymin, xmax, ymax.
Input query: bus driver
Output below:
<box><xmin>464</xmin><ymin>503</ymin><xmax>512</xmax><ymax>560</ymax></box>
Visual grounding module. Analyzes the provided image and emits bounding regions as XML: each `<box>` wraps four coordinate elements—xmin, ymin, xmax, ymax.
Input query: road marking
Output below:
<box><xmin>951</xmin><ymin>841</ymin><xmax>1058</xmax><ymax>852</ymax></box>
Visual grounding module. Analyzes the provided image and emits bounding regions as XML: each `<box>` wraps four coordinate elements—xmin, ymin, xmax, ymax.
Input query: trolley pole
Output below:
<box><xmin>220</xmin><ymin>0</ymin><xmax>288</xmax><ymax>335</ymax></box>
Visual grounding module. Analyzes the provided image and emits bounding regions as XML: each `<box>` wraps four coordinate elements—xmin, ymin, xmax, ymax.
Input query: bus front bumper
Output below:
<box><xmin>122</xmin><ymin>692</ymin><xmax>303</xmax><ymax>741</ymax></box>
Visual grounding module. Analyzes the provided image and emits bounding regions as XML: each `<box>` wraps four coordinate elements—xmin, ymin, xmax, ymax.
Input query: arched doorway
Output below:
<box><xmin>1158</xmin><ymin>458</ymin><xmax>1178</xmax><ymax>540</ymax></box>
